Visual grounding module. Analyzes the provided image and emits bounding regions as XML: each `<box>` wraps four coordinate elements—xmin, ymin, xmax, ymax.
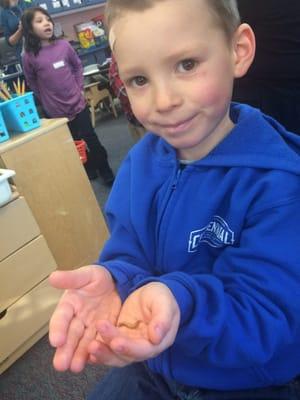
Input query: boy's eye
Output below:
<box><xmin>131</xmin><ymin>76</ymin><xmax>148</xmax><ymax>87</ymax></box>
<box><xmin>177</xmin><ymin>59</ymin><xmax>198</xmax><ymax>72</ymax></box>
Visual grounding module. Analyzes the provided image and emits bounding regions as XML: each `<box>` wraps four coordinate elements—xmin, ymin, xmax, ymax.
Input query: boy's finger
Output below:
<box><xmin>148</xmin><ymin>321</ymin><xmax>167</xmax><ymax>345</ymax></box>
<box><xmin>88</xmin><ymin>339</ymin><xmax>128</xmax><ymax>367</ymax></box>
<box><xmin>108</xmin><ymin>315</ymin><xmax>179</xmax><ymax>361</ymax></box>
<box><xmin>49</xmin><ymin>266</ymin><xmax>97</xmax><ymax>290</ymax></box>
<box><xmin>96</xmin><ymin>320</ymin><xmax>120</xmax><ymax>344</ymax></box>
<box><xmin>109</xmin><ymin>336</ymin><xmax>154</xmax><ymax>362</ymax></box>
<box><xmin>49</xmin><ymin>301</ymin><xmax>75</xmax><ymax>347</ymax></box>
<box><xmin>69</xmin><ymin>326</ymin><xmax>97</xmax><ymax>373</ymax></box>
<box><xmin>52</xmin><ymin>318</ymin><xmax>85</xmax><ymax>371</ymax></box>
<box><xmin>147</xmin><ymin>297</ymin><xmax>177</xmax><ymax>344</ymax></box>
<box><xmin>151</xmin><ymin>292</ymin><xmax>177</xmax><ymax>321</ymax></box>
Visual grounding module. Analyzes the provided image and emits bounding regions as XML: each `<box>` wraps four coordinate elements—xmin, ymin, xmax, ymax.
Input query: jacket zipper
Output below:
<box><xmin>157</xmin><ymin>166</ymin><xmax>183</xmax><ymax>268</ymax></box>
<box><xmin>171</xmin><ymin>167</ymin><xmax>182</xmax><ymax>191</ymax></box>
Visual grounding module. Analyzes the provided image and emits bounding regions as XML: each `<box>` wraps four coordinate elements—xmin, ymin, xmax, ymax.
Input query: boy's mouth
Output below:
<box><xmin>157</xmin><ymin>114</ymin><xmax>198</xmax><ymax>134</ymax></box>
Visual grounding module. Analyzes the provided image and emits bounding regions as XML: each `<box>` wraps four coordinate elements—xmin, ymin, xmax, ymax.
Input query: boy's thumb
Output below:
<box><xmin>148</xmin><ymin>321</ymin><xmax>167</xmax><ymax>345</ymax></box>
<box><xmin>48</xmin><ymin>266</ymin><xmax>95</xmax><ymax>290</ymax></box>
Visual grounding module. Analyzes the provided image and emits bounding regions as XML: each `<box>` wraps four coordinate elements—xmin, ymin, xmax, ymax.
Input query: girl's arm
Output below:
<box><xmin>66</xmin><ymin>42</ymin><xmax>84</xmax><ymax>91</ymax></box>
<box><xmin>8</xmin><ymin>22</ymin><xmax>23</xmax><ymax>46</ymax></box>
<box><xmin>22</xmin><ymin>53</ymin><xmax>40</xmax><ymax>99</ymax></box>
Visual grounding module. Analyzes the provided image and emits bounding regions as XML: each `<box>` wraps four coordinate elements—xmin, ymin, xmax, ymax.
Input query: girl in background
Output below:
<box><xmin>0</xmin><ymin>0</ymin><xmax>36</xmax><ymax>69</ymax></box>
<box><xmin>21</xmin><ymin>7</ymin><xmax>114</xmax><ymax>184</ymax></box>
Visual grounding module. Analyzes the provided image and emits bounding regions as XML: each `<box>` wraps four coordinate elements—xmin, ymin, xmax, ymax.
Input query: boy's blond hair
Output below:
<box><xmin>105</xmin><ymin>0</ymin><xmax>241</xmax><ymax>40</ymax></box>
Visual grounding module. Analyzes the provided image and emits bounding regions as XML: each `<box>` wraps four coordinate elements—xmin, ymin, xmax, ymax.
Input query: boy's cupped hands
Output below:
<box><xmin>49</xmin><ymin>266</ymin><xmax>180</xmax><ymax>372</ymax></box>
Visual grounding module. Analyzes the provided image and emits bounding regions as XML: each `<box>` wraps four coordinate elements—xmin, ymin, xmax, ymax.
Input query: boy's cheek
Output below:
<box><xmin>191</xmin><ymin>80</ymin><xmax>233</xmax><ymax>110</ymax></box>
<box><xmin>130</xmin><ymin>100</ymin><xmax>150</xmax><ymax>124</ymax></box>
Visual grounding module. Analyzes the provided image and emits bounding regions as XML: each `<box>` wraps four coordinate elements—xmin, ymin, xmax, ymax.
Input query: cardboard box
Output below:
<box><xmin>0</xmin><ymin>197</ymin><xmax>40</xmax><ymax>262</ymax></box>
<box><xmin>0</xmin><ymin>235</ymin><xmax>57</xmax><ymax>311</ymax></box>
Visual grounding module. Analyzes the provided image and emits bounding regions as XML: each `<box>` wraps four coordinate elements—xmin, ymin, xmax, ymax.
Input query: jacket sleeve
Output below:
<box><xmin>98</xmin><ymin>154</ymin><xmax>153</xmax><ymax>302</ymax></box>
<box><xmin>66</xmin><ymin>42</ymin><xmax>84</xmax><ymax>91</ymax></box>
<box><xmin>1</xmin><ymin>11</ymin><xmax>14</xmax><ymax>46</ymax></box>
<box><xmin>141</xmin><ymin>197</ymin><xmax>300</xmax><ymax>369</ymax></box>
<box><xmin>22</xmin><ymin>53</ymin><xmax>40</xmax><ymax>99</ymax></box>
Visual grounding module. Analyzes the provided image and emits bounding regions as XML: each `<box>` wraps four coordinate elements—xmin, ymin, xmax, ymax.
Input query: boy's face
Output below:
<box><xmin>112</xmin><ymin>0</ymin><xmax>244</xmax><ymax>160</ymax></box>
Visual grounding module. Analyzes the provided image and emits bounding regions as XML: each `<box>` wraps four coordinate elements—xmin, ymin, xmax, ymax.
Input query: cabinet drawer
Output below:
<box><xmin>0</xmin><ymin>235</ymin><xmax>57</xmax><ymax>312</ymax></box>
<box><xmin>0</xmin><ymin>197</ymin><xmax>40</xmax><ymax>262</ymax></box>
<box><xmin>0</xmin><ymin>324</ymin><xmax>48</xmax><ymax>374</ymax></box>
<box><xmin>0</xmin><ymin>278</ymin><xmax>62</xmax><ymax>363</ymax></box>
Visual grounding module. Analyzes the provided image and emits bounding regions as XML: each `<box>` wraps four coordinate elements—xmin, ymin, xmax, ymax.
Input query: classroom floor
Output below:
<box><xmin>0</xmin><ymin>113</ymin><xmax>135</xmax><ymax>400</ymax></box>
<box><xmin>91</xmin><ymin>112</ymin><xmax>136</xmax><ymax>213</ymax></box>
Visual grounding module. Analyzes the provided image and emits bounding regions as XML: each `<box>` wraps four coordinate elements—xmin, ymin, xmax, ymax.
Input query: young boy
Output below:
<box><xmin>49</xmin><ymin>0</ymin><xmax>300</xmax><ymax>398</ymax></box>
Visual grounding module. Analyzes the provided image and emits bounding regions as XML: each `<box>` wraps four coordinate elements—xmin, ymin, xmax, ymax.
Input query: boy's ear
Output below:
<box><xmin>232</xmin><ymin>23</ymin><xmax>256</xmax><ymax>78</ymax></box>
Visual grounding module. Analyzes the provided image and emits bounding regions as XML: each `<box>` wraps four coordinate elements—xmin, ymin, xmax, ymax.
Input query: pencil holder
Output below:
<box><xmin>0</xmin><ymin>111</ymin><xmax>9</xmax><ymax>143</ymax></box>
<box><xmin>0</xmin><ymin>92</ymin><xmax>40</xmax><ymax>133</ymax></box>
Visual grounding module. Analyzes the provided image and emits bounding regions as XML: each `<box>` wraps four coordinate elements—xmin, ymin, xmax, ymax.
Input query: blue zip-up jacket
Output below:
<box><xmin>99</xmin><ymin>103</ymin><xmax>300</xmax><ymax>390</ymax></box>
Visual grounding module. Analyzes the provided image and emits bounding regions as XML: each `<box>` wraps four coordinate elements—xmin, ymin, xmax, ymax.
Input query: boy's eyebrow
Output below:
<box><xmin>119</xmin><ymin>66</ymin><xmax>146</xmax><ymax>79</ymax></box>
<box><xmin>164</xmin><ymin>49</ymin><xmax>194</xmax><ymax>61</ymax></box>
<box><xmin>120</xmin><ymin>45</ymin><xmax>206</xmax><ymax>78</ymax></box>
<box><xmin>162</xmin><ymin>43</ymin><xmax>207</xmax><ymax>62</ymax></box>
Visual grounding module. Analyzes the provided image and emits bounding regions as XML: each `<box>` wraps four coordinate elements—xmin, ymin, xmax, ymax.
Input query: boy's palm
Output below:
<box><xmin>89</xmin><ymin>282</ymin><xmax>180</xmax><ymax>366</ymax></box>
<box><xmin>48</xmin><ymin>265</ymin><xmax>121</xmax><ymax>372</ymax></box>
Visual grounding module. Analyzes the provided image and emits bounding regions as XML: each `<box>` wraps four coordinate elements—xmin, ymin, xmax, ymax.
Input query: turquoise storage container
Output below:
<box><xmin>0</xmin><ymin>92</ymin><xmax>40</xmax><ymax>133</ymax></box>
<box><xmin>0</xmin><ymin>111</ymin><xmax>9</xmax><ymax>143</ymax></box>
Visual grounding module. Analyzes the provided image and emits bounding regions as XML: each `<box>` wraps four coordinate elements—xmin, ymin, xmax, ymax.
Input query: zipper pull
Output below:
<box><xmin>172</xmin><ymin>168</ymin><xmax>182</xmax><ymax>190</ymax></box>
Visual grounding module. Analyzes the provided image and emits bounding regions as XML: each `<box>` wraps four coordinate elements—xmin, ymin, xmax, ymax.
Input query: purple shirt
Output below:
<box><xmin>23</xmin><ymin>39</ymin><xmax>86</xmax><ymax>120</ymax></box>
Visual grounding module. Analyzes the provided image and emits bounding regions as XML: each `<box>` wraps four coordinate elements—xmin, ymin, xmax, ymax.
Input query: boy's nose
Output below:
<box><xmin>153</xmin><ymin>85</ymin><xmax>182</xmax><ymax>113</ymax></box>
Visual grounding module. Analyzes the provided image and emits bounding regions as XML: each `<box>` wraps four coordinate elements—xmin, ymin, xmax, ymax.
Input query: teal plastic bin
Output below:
<box><xmin>0</xmin><ymin>92</ymin><xmax>40</xmax><ymax>133</ymax></box>
<box><xmin>0</xmin><ymin>111</ymin><xmax>9</xmax><ymax>143</ymax></box>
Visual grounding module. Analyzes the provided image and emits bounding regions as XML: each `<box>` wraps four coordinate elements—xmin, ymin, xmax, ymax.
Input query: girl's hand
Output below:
<box><xmin>88</xmin><ymin>282</ymin><xmax>180</xmax><ymax>366</ymax></box>
<box><xmin>49</xmin><ymin>265</ymin><xmax>122</xmax><ymax>373</ymax></box>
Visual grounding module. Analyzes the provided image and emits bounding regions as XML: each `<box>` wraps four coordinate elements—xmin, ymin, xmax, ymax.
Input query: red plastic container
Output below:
<box><xmin>75</xmin><ymin>140</ymin><xmax>87</xmax><ymax>164</ymax></box>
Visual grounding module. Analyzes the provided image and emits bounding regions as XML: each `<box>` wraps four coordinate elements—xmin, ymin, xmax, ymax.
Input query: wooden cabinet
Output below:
<box><xmin>0</xmin><ymin>280</ymin><xmax>61</xmax><ymax>366</ymax></box>
<box><xmin>0</xmin><ymin>118</ymin><xmax>108</xmax><ymax>270</ymax></box>
<box><xmin>0</xmin><ymin>196</ymin><xmax>61</xmax><ymax>373</ymax></box>
<box><xmin>0</xmin><ymin>196</ymin><xmax>40</xmax><ymax>262</ymax></box>
<box><xmin>0</xmin><ymin>235</ymin><xmax>57</xmax><ymax>312</ymax></box>
<box><xmin>0</xmin><ymin>118</ymin><xmax>109</xmax><ymax>373</ymax></box>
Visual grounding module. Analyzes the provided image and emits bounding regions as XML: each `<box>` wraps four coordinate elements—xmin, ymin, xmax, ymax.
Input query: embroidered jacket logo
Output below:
<box><xmin>188</xmin><ymin>216</ymin><xmax>235</xmax><ymax>252</ymax></box>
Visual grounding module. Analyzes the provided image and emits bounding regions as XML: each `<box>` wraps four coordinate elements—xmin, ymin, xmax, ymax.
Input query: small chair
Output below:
<box><xmin>84</xmin><ymin>81</ymin><xmax>118</xmax><ymax>127</ymax></box>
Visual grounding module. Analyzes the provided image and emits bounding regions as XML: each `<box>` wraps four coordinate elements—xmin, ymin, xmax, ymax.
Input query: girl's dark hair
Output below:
<box><xmin>22</xmin><ymin>7</ymin><xmax>55</xmax><ymax>56</ymax></box>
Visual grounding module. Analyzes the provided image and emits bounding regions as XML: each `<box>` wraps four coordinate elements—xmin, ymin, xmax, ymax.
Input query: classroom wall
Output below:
<box><xmin>53</xmin><ymin>4</ymin><xmax>105</xmax><ymax>41</ymax></box>
<box><xmin>0</xmin><ymin>5</ymin><xmax>106</xmax><ymax>41</ymax></box>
